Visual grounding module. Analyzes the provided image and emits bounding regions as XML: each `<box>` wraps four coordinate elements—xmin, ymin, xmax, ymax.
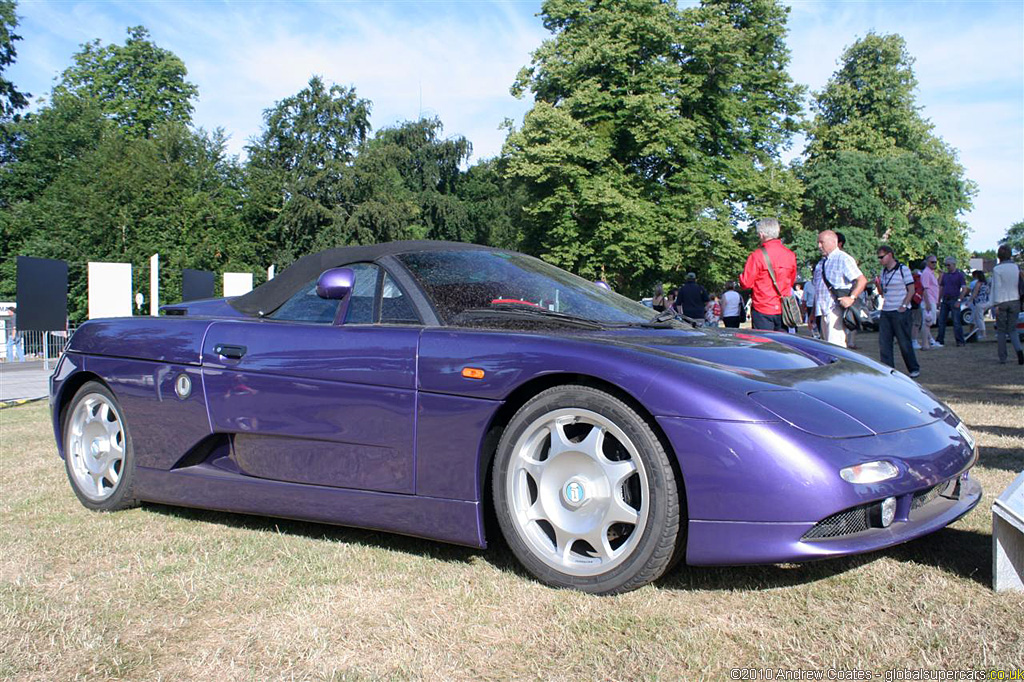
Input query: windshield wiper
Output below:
<box><xmin>629</xmin><ymin>309</ymin><xmax>703</xmax><ymax>329</ymax></box>
<box><xmin>455</xmin><ymin>304</ymin><xmax>606</xmax><ymax>329</ymax></box>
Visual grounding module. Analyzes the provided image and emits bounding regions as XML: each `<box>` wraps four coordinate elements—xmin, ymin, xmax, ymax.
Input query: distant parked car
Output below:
<box><xmin>929</xmin><ymin>300</ymin><xmax>979</xmax><ymax>328</ymax></box>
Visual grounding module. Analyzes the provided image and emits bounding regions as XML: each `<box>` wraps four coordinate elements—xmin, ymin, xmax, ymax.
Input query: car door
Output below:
<box><xmin>201</xmin><ymin>262</ymin><xmax>422</xmax><ymax>494</ymax></box>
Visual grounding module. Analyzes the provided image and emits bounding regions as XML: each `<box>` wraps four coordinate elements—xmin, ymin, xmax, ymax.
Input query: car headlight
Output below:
<box><xmin>840</xmin><ymin>461</ymin><xmax>899</xmax><ymax>484</ymax></box>
<box><xmin>955</xmin><ymin>421</ymin><xmax>976</xmax><ymax>450</ymax></box>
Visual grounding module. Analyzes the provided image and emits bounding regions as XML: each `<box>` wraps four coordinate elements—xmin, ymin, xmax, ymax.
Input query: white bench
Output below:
<box><xmin>993</xmin><ymin>470</ymin><xmax>1024</xmax><ymax>592</ymax></box>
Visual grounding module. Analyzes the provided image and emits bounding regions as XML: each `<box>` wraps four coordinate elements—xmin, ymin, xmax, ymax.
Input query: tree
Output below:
<box><xmin>0</xmin><ymin>121</ymin><xmax>257</xmax><ymax>321</ymax></box>
<box><xmin>458</xmin><ymin>157</ymin><xmax>526</xmax><ymax>249</ymax></box>
<box><xmin>0</xmin><ymin>0</ymin><xmax>29</xmax><ymax>166</ymax></box>
<box><xmin>1</xmin><ymin>95</ymin><xmax>107</xmax><ymax>207</ymax></box>
<box><xmin>244</xmin><ymin>76</ymin><xmax>371</xmax><ymax>266</ymax></box>
<box><xmin>55</xmin><ymin>26</ymin><xmax>198</xmax><ymax>137</ymax></box>
<box><xmin>345</xmin><ymin>117</ymin><xmax>473</xmax><ymax>244</ymax></box>
<box><xmin>800</xmin><ymin>33</ymin><xmax>975</xmax><ymax>264</ymax></box>
<box><xmin>504</xmin><ymin>0</ymin><xmax>804</xmax><ymax>294</ymax></box>
<box><xmin>0</xmin><ymin>0</ymin><xmax>29</xmax><ymax>119</ymax></box>
<box><xmin>1</xmin><ymin>25</ymin><xmax>265</xmax><ymax>321</ymax></box>
<box><xmin>1000</xmin><ymin>220</ymin><xmax>1024</xmax><ymax>259</ymax></box>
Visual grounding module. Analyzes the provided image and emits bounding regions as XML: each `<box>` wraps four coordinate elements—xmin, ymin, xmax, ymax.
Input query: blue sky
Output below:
<box><xmin>7</xmin><ymin>0</ymin><xmax>1022</xmax><ymax>252</ymax></box>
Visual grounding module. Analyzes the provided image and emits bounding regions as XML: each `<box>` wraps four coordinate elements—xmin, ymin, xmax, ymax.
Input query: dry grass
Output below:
<box><xmin>1</xmin><ymin>335</ymin><xmax>1022</xmax><ymax>680</ymax></box>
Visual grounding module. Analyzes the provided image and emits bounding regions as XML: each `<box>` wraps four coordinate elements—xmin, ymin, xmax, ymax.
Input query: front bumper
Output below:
<box><xmin>657</xmin><ymin>413</ymin><xmax>980</xmax><ymax>566</ymax></box>
<box><xmin>685</xmin><ymin>476</ymin><xmax>981</xmax><ymax>565</ymax></box>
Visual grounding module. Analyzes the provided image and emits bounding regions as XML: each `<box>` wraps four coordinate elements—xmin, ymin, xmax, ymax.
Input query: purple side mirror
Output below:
<box><xmin>316</xmin><ymin>267</ymin><xmax>355</xmax><ymax>300</ymax></box>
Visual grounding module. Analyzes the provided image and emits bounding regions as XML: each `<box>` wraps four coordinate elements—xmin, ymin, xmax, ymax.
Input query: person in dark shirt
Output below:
<box><xmin>675</xmin><ymin>273</ymin><xmax>709</xmax><ymax>319</ymax></box>
<box><xmin>936</xmin><ymin>256</ymin><xmax>969</xmax><ymax>347</ymax></box>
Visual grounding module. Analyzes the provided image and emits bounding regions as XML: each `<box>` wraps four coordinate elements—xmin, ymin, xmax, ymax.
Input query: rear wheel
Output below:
<box><xmin>63</xmin><ymin>382</ymin><xmax>138</xmax><ymax>511</ymax></box>
<box><xmin>492</xmin><ymin>385</ymin><xmax>681</xmax><ymax>594</ymax></box>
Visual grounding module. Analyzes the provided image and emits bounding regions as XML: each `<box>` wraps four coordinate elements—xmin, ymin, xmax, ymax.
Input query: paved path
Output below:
<box><xmin>1</xmin><ymin>360</ymin><xmax>51</xmax><ymax>404</ymax></box>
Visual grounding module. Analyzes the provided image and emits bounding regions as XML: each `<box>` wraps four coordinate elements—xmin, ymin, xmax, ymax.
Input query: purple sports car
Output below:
<box><xmin>50</xmin><ymin>241</ymin><xmax>981</xmax><ymax>594</ymax></box>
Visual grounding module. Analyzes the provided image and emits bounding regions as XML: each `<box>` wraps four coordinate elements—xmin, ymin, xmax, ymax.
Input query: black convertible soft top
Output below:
<box><xmin>229</xmin><ymin>240</ymin><xmax>495</xmax><ymax>316</ymax></box>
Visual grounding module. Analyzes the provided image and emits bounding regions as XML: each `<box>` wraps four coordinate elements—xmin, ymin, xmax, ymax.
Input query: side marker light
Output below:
<box><xmin>462</xmin><ymin>367</ymin><xmax>485</xmax><ymax>380</ymax></box>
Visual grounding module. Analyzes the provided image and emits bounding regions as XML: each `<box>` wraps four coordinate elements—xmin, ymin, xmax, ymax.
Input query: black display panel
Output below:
<box><xmin>182</xmin><ymin>269</ymin><xmax>215</xmax><ymax>302</ymax></box>
<box><xmin>16</xmin><ymin>256</ymin><xmax>69</xmax><ymax>331</ymax></box>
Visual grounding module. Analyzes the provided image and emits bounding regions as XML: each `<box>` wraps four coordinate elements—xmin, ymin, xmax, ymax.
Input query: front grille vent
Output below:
<box><xmin>803</xmin><ymin>506</ymin><xmax>870</xmax><ymax>540</ymax></box>
<box><xmin>911</xmin><ymin>483</ymin><xmax>943</xmax><ymax>510</ymax></box>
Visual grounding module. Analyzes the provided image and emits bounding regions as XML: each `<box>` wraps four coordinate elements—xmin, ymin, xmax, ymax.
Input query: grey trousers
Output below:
<box><xmin>994</xmin><ymin>301</ymin><xmax>1022</xmax><ymax>363</ymax></box>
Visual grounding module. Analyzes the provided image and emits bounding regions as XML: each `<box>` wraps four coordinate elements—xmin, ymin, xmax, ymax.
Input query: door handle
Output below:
<box><xmin>214</xmin><ymin>344</ymin><xmax>247</xmax><ymax>359</ymax></box>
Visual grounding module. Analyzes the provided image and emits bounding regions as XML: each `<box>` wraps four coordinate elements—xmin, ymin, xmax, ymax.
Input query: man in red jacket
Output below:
<box><xmin>739</xmin><ymin>217</ymin><xmax>797</xmax><ymax>331</ymax></box>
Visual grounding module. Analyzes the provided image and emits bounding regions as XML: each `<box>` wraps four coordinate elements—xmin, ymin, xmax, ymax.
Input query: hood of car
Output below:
<box><xmin>587</xmin><ymin>327</ymin><xmax>946</xmax><ymax>436</ymax></box>
<box><xmin>588</xmin><ymin>327</ymin><xmax>822</xmax><ymax>371</ymax></box>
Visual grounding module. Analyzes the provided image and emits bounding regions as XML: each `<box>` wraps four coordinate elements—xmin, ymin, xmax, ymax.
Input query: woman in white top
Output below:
<box><xmin>720</xmin><ymin>282</ymin><xmax>743</xmax><ymax>328</ymax></box>
<box><xmin>990</xmin><ymin>245</ymin><xmax>1022</xmax><ymax>364</ymax></box>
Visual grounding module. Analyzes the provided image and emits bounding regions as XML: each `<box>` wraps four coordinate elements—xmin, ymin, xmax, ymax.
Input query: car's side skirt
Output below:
<box><xmin>134</xmin><ymin>464</ymin><xmax>486</xmax><ymax>548</ymax></box>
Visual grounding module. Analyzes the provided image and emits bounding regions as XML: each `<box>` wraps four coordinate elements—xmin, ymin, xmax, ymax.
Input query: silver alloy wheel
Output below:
<box><xmin>505</xmin><ymin>408</ymin><xmax>649</xmax><ymax>576</ymax></box>
<box><xmin>66</xmin><ymin>393</ymin><xmax>126</xmax><ymax>501</ymax></box>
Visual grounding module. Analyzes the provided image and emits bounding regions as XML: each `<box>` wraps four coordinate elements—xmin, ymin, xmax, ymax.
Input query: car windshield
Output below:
<box><xmin>397</xmin><ymin>250</ymin><xmax>656</xmax><ymax>326</ymax></box>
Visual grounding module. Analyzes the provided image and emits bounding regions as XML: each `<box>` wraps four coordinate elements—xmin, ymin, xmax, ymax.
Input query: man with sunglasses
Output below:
<box><xmin>919</xmin><ymin>255</ymin><xmax>940</xmax><ymax>348</ymax></box>
<box><xmin>876</xmin><ymin>245</ymin><xmax>920</xmax><ymax>377</ymax></box>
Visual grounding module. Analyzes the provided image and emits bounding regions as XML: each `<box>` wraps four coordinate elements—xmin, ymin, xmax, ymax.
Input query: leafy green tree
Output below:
<box><xmin>1</xmin><ymin>0</ymin><xmax>29</xmax><ymax>167</ymax></box>
<box><xmin>1</xmin><ymin>95</ymin><xmax>107</xmax><ymax>206</ymax></box>
<box><xmin>800</xmin><ymin>32</ymin><xmax>975</xmax><ymax>264</ymax></box>
<box><xmin>345</xmin><ymin>117</ymin><xmax>473</xmax><ymax>244</ymax></box>
<box><xmin>244</xmin><ymin>76</ymin><xmax>371</xmax><ymax>266</ymax></box>
<box><xmin>458</xmin><ymin>157</ymin><xmax>526</xmax><ymax>249</ymax></box>
<box><xmin>55</xmin><ymin>26</ymin><xmax>198</xmax><ymax>137</ymax></box>
<box><xmin>1000</xmin><ymin>220</ymin><xmax>1024</xmax><ymax>259</ymax></box>
<box><xmin>504</xmin><ymin>0</ymin><xmax>804</xmax><ymax>295</ymax></box>
<box><xmin>1</xmin><ymin>122</ymin><xmax>256</xmax><ymax>321</ymax></box>
<box><xmin>0</xmin><ymin>0</ymin><xmax>28</xmax><ymax>119</ymax></box>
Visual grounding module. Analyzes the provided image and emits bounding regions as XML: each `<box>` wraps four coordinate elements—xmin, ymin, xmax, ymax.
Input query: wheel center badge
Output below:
<box><xmin>563</xmin><ymin>480</ymin><xmax>586</xmax><ymax>508</ymax></box>
<box><xmin>175</xmin><ymin>374</ymin><xmax>192</xmax><ymax>400</ymax></box>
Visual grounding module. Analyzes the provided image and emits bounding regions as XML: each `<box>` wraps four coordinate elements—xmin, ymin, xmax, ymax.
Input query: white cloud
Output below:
<box><xmin>147</xmin><ymin>1</ymin><xmax>547</xmax><ymax>159</ymax></box>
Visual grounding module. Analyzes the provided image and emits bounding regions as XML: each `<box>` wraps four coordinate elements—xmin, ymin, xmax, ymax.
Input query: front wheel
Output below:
<box><xmin>492</xmin><ymin>385</ymin><xmax>681</xmax><ymax>594</ymax></box>
<box><xmin>63</xmin><ymin>381</ymin><xmax>139</xmax><ymax>511</ymax></box>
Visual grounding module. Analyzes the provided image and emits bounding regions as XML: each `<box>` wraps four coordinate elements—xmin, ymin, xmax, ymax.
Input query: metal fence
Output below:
<box><xmin>3</xmin><ymin>327</ymin><xmax>77</xmax><ymax>364</ymax></box>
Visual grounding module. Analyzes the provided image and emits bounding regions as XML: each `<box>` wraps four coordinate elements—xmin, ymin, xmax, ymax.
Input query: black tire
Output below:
<box><xmin>63</xmin><ymin>381</ymin><xmax>139</xmax><ymax>511</ymax></box>
<box><xmin>492</xmin><ymin>385</ymin><xmax>681</xmax><ymax>594</ymax></box>
<box><xmin>960</xmin><ymin>308</ymin><xmax>972</xmax><ymax>326</ymax></box>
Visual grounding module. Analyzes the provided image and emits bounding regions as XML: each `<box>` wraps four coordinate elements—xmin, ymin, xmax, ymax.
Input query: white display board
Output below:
<box><xmin>150</xmin><ymin>253</ymin><xmax>160</xmax><ymax>316</ymax></box>
<box><xmin>223</xmin><ymin>272</ymin><xmax>254</xmax><ymax>297</ymax></box>
<box><xmin>88</xmin><ymin>262</ymin><xmax>133</xmax><ymax>319</ymax></box>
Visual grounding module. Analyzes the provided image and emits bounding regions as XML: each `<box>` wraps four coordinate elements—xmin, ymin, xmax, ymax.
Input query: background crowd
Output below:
<box><xmin>657</xmin><ymin>220</ymin><xmax>1024</xmax><ymax>373</ymax></box>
